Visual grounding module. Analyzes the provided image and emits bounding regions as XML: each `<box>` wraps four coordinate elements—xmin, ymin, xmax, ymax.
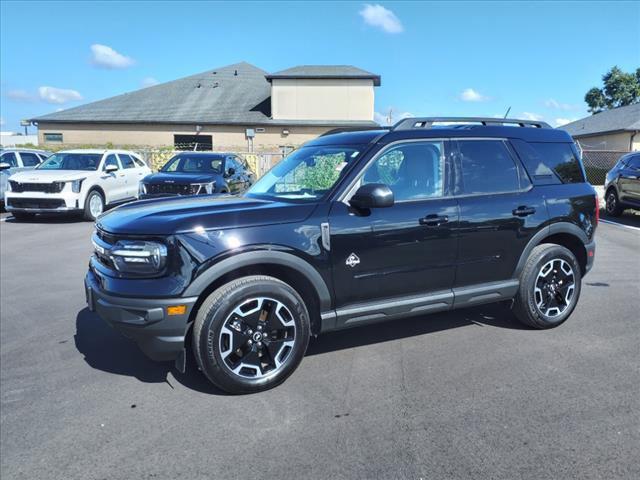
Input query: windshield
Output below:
<box><xmin>161</xmin><ymin>155</ymin><xmax>224</xmax><ymax>174</ymax></box>
<box><xmin>246</xmin><ymin>146</ymin><xmax>362</xmax><ymax>201</ymax></box>
<box><xmin>38</xmin><ymin>153</ymin><xmax>102</xmax><ymax>171</ymax></box>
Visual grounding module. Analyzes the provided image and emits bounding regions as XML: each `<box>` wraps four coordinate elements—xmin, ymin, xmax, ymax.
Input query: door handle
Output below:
<box><xmin>512</xmin><ymin>206</ymin><xmax>536</xmax><ymax>217</ymax></box>
<box><xmin>419</xmin><ymin>214</ymin><xmax>449</xmax><ymax>226</ymax></box>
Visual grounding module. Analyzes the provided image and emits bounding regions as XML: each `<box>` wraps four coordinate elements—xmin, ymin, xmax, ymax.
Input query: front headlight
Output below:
<box><xmin>109</xmin><ymin>240</ymin><xmax>167</xmax><ymax>276</ymax></box>
<box><xmin>189</xmin><ymin>181</ymin><xmax>215</xmax><ymax>195</ymax></box>
<box><xmin>71</xmin><ymin>178</ymin><xmax>85</xmax><ymax>193</ymax></box>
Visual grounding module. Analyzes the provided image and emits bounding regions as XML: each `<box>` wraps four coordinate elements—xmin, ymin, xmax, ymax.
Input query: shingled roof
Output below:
<box><xmin>32</xmin><ymin>62</ymin><xmax>379</xmax><ymax>126</ymax></box>
<box><xmin>561</xmin><ymin>103</ymin><xmax>640</xmax><ymax>137</ymax></box>
<box><xmin>266</xmin><ymin>65</ymin><xmax>381</xmax><ymax>86</ymax></box>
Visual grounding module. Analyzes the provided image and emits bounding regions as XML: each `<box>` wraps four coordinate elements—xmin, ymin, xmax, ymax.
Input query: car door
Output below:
<box><xmin>117</xmin><ymin>153</ymin><xmax>140</xmax><ymax>199</ymax></box>
<box><xmin>329</xmin><ymin>139</ymin><xmax>459</xmax><ymax>314</ymax></box>
<box><xmin>618</xmin><ymin>154</ymin><xmax>640</xmax><ymax>202</ymax></box>
<box><xmin>99</xmin><ymin>154</ymin><xmax>127</xmax><ymax>203</ymax></box>
<box><xmin>453</xmin><ymin>139</ymin><xmax>547</xmax><ymax>287</ymax></box>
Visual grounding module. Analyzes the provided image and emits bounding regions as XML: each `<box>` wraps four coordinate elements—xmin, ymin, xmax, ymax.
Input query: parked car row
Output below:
<box><xmin>1</xmin><ymin>150</ymin><xmax>256</xmax><ymax>221</ymax></box>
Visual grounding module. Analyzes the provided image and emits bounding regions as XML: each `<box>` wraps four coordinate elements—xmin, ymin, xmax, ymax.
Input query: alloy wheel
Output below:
<box><xmin>89</xmin><ymin>194</ymin><xmax>103</xmax><ymax>218</ymax></box>
<box><xmin>606</xmin><ymin>192</ymin><xmax>617</xmax><ymax>214</ymax></box>
<box><xmin>534</xmin><ymin>258</ymin><xmax>575</xmax><ymax>317</ymax></box>
<box><xmin>219</xmin><ymin>297</ymin><xmax>296</xmax><ymax>379</ymax></box>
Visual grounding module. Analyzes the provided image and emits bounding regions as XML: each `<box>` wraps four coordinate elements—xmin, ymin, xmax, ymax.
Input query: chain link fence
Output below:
<box><xmin>582</xmin><ymin>150</ymin><xmax>627</xmax><ymax>185</ymax></box>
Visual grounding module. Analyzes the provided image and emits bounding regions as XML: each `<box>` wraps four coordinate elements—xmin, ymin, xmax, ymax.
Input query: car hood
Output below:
<box><xmin>8</xmin><ymin>169</ymin><xmax>92</xmax><ymax>182</ymax></box>
<box><xmin>96</xmin><ymin>195</ymin><xmax>318</xmax><ymax>235</ymax></box>
<box><xmin>143</xmin><ymin>172</ymin><xmax>220</xmax><ymax>184</ymax></box>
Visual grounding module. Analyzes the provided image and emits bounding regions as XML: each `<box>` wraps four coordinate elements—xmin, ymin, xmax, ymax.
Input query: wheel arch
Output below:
<box><xmin>86</xmin><ymin>184</ymin><xmax>107</xmax><ymax>205</ymax></box>
<box><xmin>183</xmin><ymin>250</ymin><xmax>332</xmax><ymax>336</ymax></box>
<box><xmin>514</xmin><ymin>223</ymin><xmax>589</xmax><ymax>277</ymax></box>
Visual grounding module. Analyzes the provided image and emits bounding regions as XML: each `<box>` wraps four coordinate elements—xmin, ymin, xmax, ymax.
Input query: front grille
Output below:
<box><xmin>10</xmin><ymin>181</ymin><xmax>64</xmax><ymax>193</ymax></box>
<box><xmin>146</xmin><ymin>183</ymin><xmax>193</xmax><ymax>195</ymax></box>
<box><xmin>8</xmin><ymin>198</ymin><xmax>65</xmax><ymax>209</ymax></box>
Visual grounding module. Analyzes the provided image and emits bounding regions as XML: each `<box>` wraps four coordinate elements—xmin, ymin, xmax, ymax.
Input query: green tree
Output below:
<box><xmin>585</xmin><ymin>66</ymin><xmax>640</xmax><ymax>113</ymax></box>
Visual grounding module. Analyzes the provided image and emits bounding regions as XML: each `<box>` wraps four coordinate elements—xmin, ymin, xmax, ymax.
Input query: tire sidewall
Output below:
<box><xmin>198</xmin><ymin>279</ymin><xmax>310</xmax><ymax>393</ymax></box>
<box><xmin>84</xmin><ymin>190</ymin><xmax>104</xmax><ymax>221</ymax></box>
<box><xmin>525</xmin><ymin>246</ymin><xmax>582</xmax><ymax>327</ymax></box>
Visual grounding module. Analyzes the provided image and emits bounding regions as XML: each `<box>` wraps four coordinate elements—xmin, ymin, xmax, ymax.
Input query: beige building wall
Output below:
<box><xmin>575</xmin><ymin>132</ymin><xmax>637</xmax><ymax>151</ymax></box>
<box><xmin>37</xmin><ymin>122</ymin><xmax>332</xmax><ymax>152</ymax></box>
<box><xmin>271</xmin><ymin>79</ymin><xmax>374</xmax><ymax>121</ymax></box>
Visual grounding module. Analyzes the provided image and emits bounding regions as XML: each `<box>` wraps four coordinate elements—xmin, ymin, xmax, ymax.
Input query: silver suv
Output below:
<box><xmin>0</xmin><ymin>149</ymin><xmax>50</xmax><ymax>205</ymax></box>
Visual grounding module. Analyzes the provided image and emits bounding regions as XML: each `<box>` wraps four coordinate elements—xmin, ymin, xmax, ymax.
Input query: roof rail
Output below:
<box><xmin>392</xmin><ymin>117</ymin><xmax>552</xmax><ymax>130</ymax></box>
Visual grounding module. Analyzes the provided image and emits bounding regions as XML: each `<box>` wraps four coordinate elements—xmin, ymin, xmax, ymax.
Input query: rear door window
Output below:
<box><xmin>118</xmin><ymin>154</ymin><xmax>136</xmax><ymax>169</ymax></box>
<box><xmin>20</xmin><ymin>152</ymin><xmax>42</xmax><ymax>167</ymax></box>
<box><xmin>511</xmin><ymin>140</ymin><xmax>585</xmax><ymax>184</ymax></box>
<box><xmin>456</xmin><ymin>140</ymin><xmax>521</xmax><ymax>194</ymax></box>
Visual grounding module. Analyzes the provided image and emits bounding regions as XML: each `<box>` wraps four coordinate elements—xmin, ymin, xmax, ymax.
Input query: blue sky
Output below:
<box><xmin>1</xmin><ymin>1</ymin><xmax>638</xmax><ymax>132</ymax></box>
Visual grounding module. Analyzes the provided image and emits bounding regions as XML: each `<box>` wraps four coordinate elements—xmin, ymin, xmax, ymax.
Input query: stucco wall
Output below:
<box><xmin>271</xmin><ymin>78</ymin><xmax>374</xmax><ymax>121</ymax></box>
<box><xmin>37</xmin><ymin>122</ymin><xmax>331</xmax><ymax>151</ymax></box>
<box><xmin>575</xmin><ymin>132</ymin><xmax>636</xmax><ymax>151</ymax></box>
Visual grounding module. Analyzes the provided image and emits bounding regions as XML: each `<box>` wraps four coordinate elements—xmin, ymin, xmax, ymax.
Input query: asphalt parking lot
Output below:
<box><xmin>1</xmin><ymin>210</ymin><xmax>639</xmax><ymax>480</ymax></box>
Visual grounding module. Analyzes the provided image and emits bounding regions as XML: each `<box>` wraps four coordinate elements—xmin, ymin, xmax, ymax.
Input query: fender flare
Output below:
<box><xmin>183</xmin><ymin>250</ymin><xmax>332</xmax><ymax>311</ymax></box>
<box><xmin>513</xmin><ymin>222</ymin><xmax>589</xmax><ymax>277</ymax></box>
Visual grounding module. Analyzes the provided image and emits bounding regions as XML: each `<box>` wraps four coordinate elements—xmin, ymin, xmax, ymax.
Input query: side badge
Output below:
<box><xmin>346</xmin><ymin>253</ymin><xmax>360</xmax><ymax>268</ymax></box>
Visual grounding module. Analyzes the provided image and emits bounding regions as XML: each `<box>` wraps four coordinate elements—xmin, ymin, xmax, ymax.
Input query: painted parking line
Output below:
<box><xmin>599</xmin><ymin>218</ymin><xmax>640</xmax><ymax>232</ymax></box>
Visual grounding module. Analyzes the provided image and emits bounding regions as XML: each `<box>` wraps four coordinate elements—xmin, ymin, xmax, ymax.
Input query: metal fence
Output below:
<box><xmin>582</xmin><ymin>150</ymin><xmax>627</xmax><ymax>185</ymax></box>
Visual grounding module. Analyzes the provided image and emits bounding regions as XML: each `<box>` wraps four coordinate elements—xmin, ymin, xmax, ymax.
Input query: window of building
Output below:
<box><xmin>44</xmin><ymin>133</ymin><xmax>63</xmax><ymax>142</ymax></box>
<box><xmin>174</xmin><ymin>135</ymin><xmax>213</xmax><ymax>151</ymax></box>
<box><xmin>457</xmin><ymin>140</ymin><xmax>520</xmax><ymax>194</ymax></box>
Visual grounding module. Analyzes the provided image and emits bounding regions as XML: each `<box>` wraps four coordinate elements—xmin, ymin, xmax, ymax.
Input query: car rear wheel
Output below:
<box><xmin>605</xmin><ymin>189</ymin><xmax>623</xmax><ymax>217</ymax></box>
<box><xmin>84</xmin><ymin>190</ymin><xmax>104</xmax><ymax>221</ymax></box>
<box><xmin>513</xmin><ymin>244</ymin><xmax>582</xmax><ymax>329</ymax></box>
<box><xmin>193</xmin><ymin>275</ymin><xmax>310</xmax><ymax>394</ymax></box>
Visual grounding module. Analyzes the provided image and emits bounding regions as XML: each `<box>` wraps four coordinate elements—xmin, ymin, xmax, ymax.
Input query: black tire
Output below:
<box><xmin>12</xmin><ymin>211</ymin><xmax>36</xmax><ymax>221</ymax></box>
<box><xmin>605</xmin><ymin>188</ymin><xmax>623</xmax><ymax>217</ymax></box>
<box><xmin>83</xmin><ymin>190</ymin><xmax>104</xmax><ymax>221</ymax></box>
<box><xmin>193</xmin><ymin>275</ymin><xmax>310</xmax><ymax>394</ymax></box>
<box><xmin>513</xmin><ymin>244</ymin><xmax>582</xmax><ymax>329</ymax></box>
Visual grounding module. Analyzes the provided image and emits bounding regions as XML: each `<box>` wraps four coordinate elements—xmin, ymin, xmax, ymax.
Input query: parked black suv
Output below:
<box><xmin>604</xmin><ymin>151</ymin><xmax>640</xmax><ymax>216</ymax></box>
<box><xmin>139</xmin><ymin>152</ymin><xmax>255</xmax><ymax>199</ymax></box>
<box><xmin>85</xmin><ymin>117</ymin><xmax>597</xmax><ymax>394</ymax></box>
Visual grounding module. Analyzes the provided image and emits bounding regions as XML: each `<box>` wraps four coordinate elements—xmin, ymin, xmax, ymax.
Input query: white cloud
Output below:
<box><xmin>521</xmin><ymin>112</ymin><xmax>544</xmax><ymax>121</ymax></box>
<box><xmin>6</xmin><ymin>89</ymin><xmax>36</xmax><ymax>102</ymax></box>
<box><xmin>90</xmin><ymin>44</ymin><xmax>135</xmax><ymax>69</ymax></box>
<box><xmin>359</xmin><ymin>4</ymin><xmax>403</xmax><ymax>34</ymax></box>
<box><xmin>38</xmin><ymin>86</ymin><xmax>83</xmax><ymax>104</ymax></box>
<box><xmin>459</xmin><ymin>88</ymin><xmax>490</xmax><ymax>102</ymax></box>
<box><xmin>554</xmin><ymin>118</ymin><xmax>576</xmax><ymax>127</ymax></box>
<box><xmin>374</xmin><ymin>109</ymin><xmax>413</xmax><ymax>125</ymax></box>
<box><xmin>544</xmin><ymin>98</ymin><xmax>576</xmax><ymax>111</ymax></box>
<box><xmin>141</xmin><ymin>77</ymin><xmax>159</xmax><ymax>88</ymax></box>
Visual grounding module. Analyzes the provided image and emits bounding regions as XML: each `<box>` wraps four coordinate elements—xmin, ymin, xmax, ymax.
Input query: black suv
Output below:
<box><xmin>85</xmin><ymin>117</ymin><xmax>597</xmax><ymax>394</ymax></box>
<box><xmin>604</xmin><ymin>151</ymin><xmax>640</xmax><ymax>216</ymax></box>
<box><xmin>139</xmin><ymin>152</ymin><xmax>255</xmax><ymax>199</ymax></box>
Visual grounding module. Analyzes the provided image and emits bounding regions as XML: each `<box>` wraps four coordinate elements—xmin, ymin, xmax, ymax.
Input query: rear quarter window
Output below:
<box><xmin>511</xmin><ymin>139</ymin><xmax>585</xmax><ymax>184</ymax></box>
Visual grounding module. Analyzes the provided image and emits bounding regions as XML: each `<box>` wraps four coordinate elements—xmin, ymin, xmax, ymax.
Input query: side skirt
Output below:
<box><xmin>320</xmin><ymin>279</ymin><xmax>519</xmax><ymax>333</ymax></box>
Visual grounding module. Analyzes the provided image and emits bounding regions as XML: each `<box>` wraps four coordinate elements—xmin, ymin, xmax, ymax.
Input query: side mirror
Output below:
<box><xmin>349</xmin><ymin>183</ymin><xmax>394</xmax><ymax>209</ymax></box>
<box><xmin>0</xmin><ymin>162</ymin><xmax>11</xmax><ymax>171</ymax></box>
<box><xmin>104</xmin><ymin>164</ymin><xmax>119</xmax><ymax>173</ymax></box>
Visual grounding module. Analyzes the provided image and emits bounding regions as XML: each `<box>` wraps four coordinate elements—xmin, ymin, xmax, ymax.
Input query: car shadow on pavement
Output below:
<box><xmin>306</xmin><ymin>303</ymin><xmax>527</xmax><ymax>356</ymax></box>
<box><xmin>75</xmin><ymin>304</ymin><xmax>525</xmax><ymax>395</ymax></box>
<box><xmin>74</xmin><ymin>308</ymin><xmax>229</xmax><ymax>396</ymax></box>
<box><xmin>4</xmin><ymin>213</ymin><xmax>86</xmax><ymax>224</ymax></box>
<box><xmin>599</xmin><ymin>209</ymin><xmax>640</xmax><ymax>228</ymax></box>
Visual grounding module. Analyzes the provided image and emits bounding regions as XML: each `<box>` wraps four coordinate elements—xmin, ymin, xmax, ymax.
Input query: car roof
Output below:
<box><xmin>173</xmin><ymin>151</ymin><xmax>229</xmax><ymax>157</ymax></box>
<box><xmin>1</xmin><ymin>148</ymin><xmax>50</xmax><ymax>154</ymax></box>
<box><xmin>58</xmin><ymin>149</ymin><xmax>140</xmax><ymax>155</ymax></box>
<box><xmin>310</xmin><ymin>118</ymin><xmax>574</xmax><ymax>146</ymax></box>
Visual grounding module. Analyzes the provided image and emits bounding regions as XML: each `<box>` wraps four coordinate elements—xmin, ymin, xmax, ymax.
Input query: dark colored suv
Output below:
<box><xmin>85</xmin><ymin>117</ymin><xmax>597</xmax><ymax>394</ymax></box>
<box><xmin>139</xmin><ymin>152</ymin><xmax>255</xmax><ymax>199</ymax></box>
<box><xmin>604</xmin><ymin>152</ymin><xmax>640</xmax><ymax>216</ymax></box>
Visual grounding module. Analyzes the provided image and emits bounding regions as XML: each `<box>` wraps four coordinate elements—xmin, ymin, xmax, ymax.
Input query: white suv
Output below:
<box><xmin>5</xmin><ymin>149</ymin><xmax>151</xmax><ymax>221</ymax></box>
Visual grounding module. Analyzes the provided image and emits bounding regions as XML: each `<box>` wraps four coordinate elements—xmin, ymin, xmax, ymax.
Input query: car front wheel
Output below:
<box><xmin>84</xmin><ymin>190</ymin><xmax>104</xmax><ymax>221</ymax></box>
<box><xmin>193</xmin><ymin>275</ymin><xmax>310</xmax><ymax>394</ymax></box>
<box><xmin>513</xmin><ymin>244</ymin><xmax>582</xmax><ymax>329</ymax></box>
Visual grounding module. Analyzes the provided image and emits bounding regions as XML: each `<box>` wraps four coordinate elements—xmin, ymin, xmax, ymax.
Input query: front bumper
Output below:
<box><xmin>5</xmin><ymin>191</ymin><xmax>83</xmax><ymax>213</ymax></box>
<box><xmin>84</xmin><ymin>269</ymin><xmax>198</xmax><ymax>361</ymax></box>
